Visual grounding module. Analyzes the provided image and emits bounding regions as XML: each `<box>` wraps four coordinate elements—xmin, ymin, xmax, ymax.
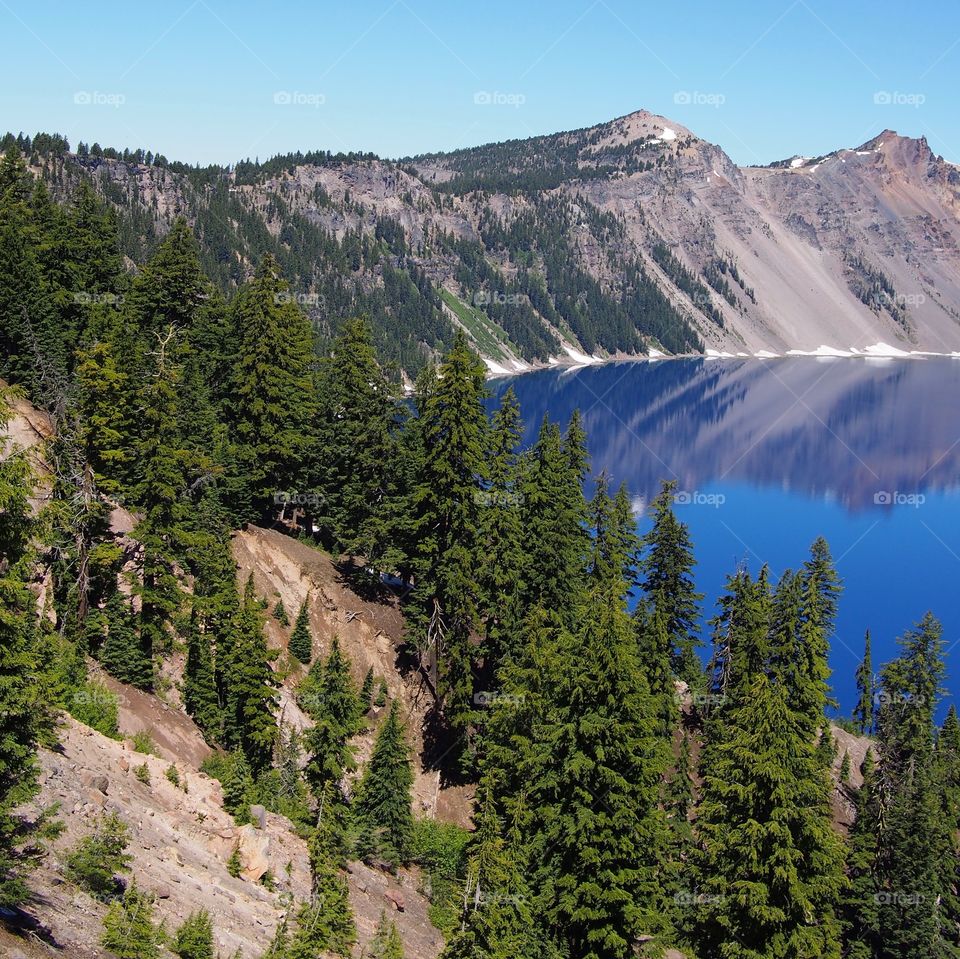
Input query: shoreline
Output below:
<box><xmin>482</xmin><ymin>340</ymin><xmax>960</xmax><ymax>380</ymax></box>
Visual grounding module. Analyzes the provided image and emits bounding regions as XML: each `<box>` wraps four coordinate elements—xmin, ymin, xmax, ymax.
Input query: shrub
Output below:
<box><xmin>134</xmin><ymin>763</ymin><xmax>151</xmax><ymax>785</ymax></box>
<box><xmin>100</xmin><ymin>882</ymin><xmax>164</xmax><ymax>959</ymax></box>
<box><xmin>64</xmin><ymin>813</ymin><xmax>132</xmax><ymax>898</ymax></box>
<box><xmin>68</xmin><ymin>680</ymin><xmax>120</xmax><ymax>739</ymax></box>
<box><xmin>172</xmin><ymin>908</ymin><xmax>214</xmax><ymax>959</ymax></box>
<box><xmin>409</xmin><ymin>818</ymin><xmax>470</xmax><ymax>934</ymax></box>
<box><xmin>131</xmin><ymin>730</ymin><xmax>157</xmax><ymax>755</ymax></box>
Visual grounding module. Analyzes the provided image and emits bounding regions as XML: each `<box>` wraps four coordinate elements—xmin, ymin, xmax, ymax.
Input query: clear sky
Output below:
<box><xmin>1</xmin><ymin>0</ymin><xmax>957</xmax><ymax>167</ymax></box>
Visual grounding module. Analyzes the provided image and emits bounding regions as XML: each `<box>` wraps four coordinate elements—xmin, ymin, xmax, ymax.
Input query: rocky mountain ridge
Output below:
<box><xmin>13</xmin><ymin>108</ymin><xmax>960</xmax><ymax>372</ymax></box>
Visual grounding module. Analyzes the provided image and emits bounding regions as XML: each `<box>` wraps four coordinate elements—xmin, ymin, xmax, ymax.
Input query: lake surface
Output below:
<box><xmin>487</xmin><ymin>357</ymin><xmax>960</xmax><ymax>717</ymax></box>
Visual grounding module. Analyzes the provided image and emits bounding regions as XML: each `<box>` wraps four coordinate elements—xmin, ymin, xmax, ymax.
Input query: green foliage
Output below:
<box><xmin>100</xmin><ymin>881</ymin><xmax>165</xmax><ymax>959</ymax></box>
<box><xmin>131</xmin><ymin>730</ymin><xmax>157</xmax><ymax>755</ymax></box>
<box><xmin>227</xmin><ymin>843</ymin><xmax>242</xmax><ymax>878</ymax></box>
<box><xmin>0</xmin><ymin>399</ymin><xmax>49</xmax><ymax>904</ymax></box>
<box><xmin>355</xmin><ymin>702</ymin><xmax>414</xmax><ymax>868</ymax></box>
<box><xmin>288</xmin><ymin>599</ymin><xmax>313</xmax><ymax>664</ymax></box>
<box><xmin>369</xmin><ymin>910</ymin><xmax>405</xmax><ymax>958</ymax></box>
<box><xmin>68</xmin><ymin>679</ymin><xmax>120</xmax><ymax>738</ymax></box>
<box><xmin>410</xmin><ymin>818</ymin><xmax>472</xmax><ymax>934</ymax></box>
<box><xmin>64</xmin><ymin>813</ymin><xmax>131</xmax><ymax>898</ymax></box>
<box><xmin>172</xmin><ymin>909</ymin><xmax>214</xmax><ymax>959</ymax></box>
<box><xmin>273</xmin><ymin>599</ymin><xmax>290</xmax><ymax>627</ymax></box>
<box><xmin>165</xmin><ymin>765</ymin><xmax>181</xmax><ymax>788</ymax></box>
<box><xmin>639</xmin><ymin>480</ymin><xmax>703</xmax><ymax>685</ymax></box>
<box><xmin>134</xmin><ymin>762</ymin><xmax>151</xmax><ymax>785</ymax></box>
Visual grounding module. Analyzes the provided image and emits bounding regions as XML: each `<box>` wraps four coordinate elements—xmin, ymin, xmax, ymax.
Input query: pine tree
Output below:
<box><xmin>361</xmin><ymin>667</ymin><xmax>375</xmax><ymax>708</ymax></box>
<box><xmin>694</xmin><ymin>673</ymin><xmax>845</xmax><ymax>958</ymax></box>
<box><xmin>288</xmin><ymin>599</ymin><xmax>313</xmax><ymax>664</ymax></box>
<box><xmin>476</xmin><ymin>386</ymin><xmax>526</xmax><ymax>676</ymax></box>
<box><xmin>407</xmin><ymin>332</ymin><xmax>488</xmax><ymax>749</ymax></box>
<box><xmin>302</xmin><ymin>637</ymin><xmax>362</xmax><ymax>796</ymax></box>
<box><xmin>182</xmin><ymin>531</ymin><xmax>235</xmax><ymax>742</ymax></box>
<box><xmin>369</xmin><ymin>911</ymin><xmax>405</xmax><ymax>959</ymax></box>
<box><xmin>517</xmin><ymin>414</ymin><xmax>589</xmax><ymax>622</ymax></box>
<box><xmin>441</xmin><ymin>786</ymin><xmax>556</xmax><ymax>959</ymax></box>
<box><xmin>870</xmin><ymin>613</ymin><xmax>952</xmax><ymax>958</ymax></box>
<box><xmin>222</xmin><ymin>576</ymin><xmax>277</xmax><ymax>773</ymax></box>
<box><xmin>355</xmin><ymin>701</ymin><xmax>414</xmax><ymax>867</ymax></box>
<box><xmin>639</xmin><ymin>480</ymin><xmax>703</xmax><ymax>685</ymax></box>
<box><xmin>99</xmin><ymin>589</ymin><xmax>152</xmax><ymax>688</ymax></box>
<box><xmin>314</xmin><ymin>316</ymin><xmax>399</xmax><ymax>560</ymax></box>
<box><xmin>228</xmin><ymin>254</ymin><xmax>317</xmax><ymax>522</ymax></box>
<box><xmin>0</xmin><ymin>395</ymin><xmax>48</xmax><ymax>904</ymax></box>
<box><xmin>172</xmin><ymin>909</ymin><xmax>214</xmax><ymax>959</ymax></box>
<box><xmin>854</xmin><ymin>629</ymin><xmax>874</xmax><ymax>734</ymax></box>
<box><xmin>100</xmin><ymin>882</ymin><xmax>164</xmax><ymax>959</ymax></box>
<box><xmin>535</xmin><ymin>576</ymin><xmax>670</xmax><ymax>959</ymax></box>
<box><xmin>273</xmin><ymin>599</ymin><xmax>289</xmax><ymax>627</ymax></box>
<box><xmin>131</xmin><ymin>324</ymin><xmax>193</xmax><ymax>686</ymax></box>
<box><xmin>841</xmin><ymin>749</ymin><xmax>882</xmax><ymax>959</ymax></box>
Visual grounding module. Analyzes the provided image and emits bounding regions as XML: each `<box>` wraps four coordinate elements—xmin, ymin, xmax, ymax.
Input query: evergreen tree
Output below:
<box><xmin>314</xmin><ymin>316</ymin><xmax>399</xmax><ymax>560</ymax></box>
<box><xmin>517</xmin><ymin>414</ymin><xmax>589</xmax><ymax>622</ymax></box>
<box><xmin>361</xmin><ymin>667</ymin><xmax>375</xmax><ymax>708</ymax></box>
<box><xmin>100</xmin><ymin>882</ymin><xmax>164</xmax><ymax>959</ymax></box>
<box><xmin>854</xmin><ymin>629</ymin><xmax>875</xmax><ymax>734</ymax></box>
<box><xmin>694</xmin><ymin>673</ymin><xmax>845</xmax><ymax>958</ymax></box>
<box><xmin>99</xmin><ymin>589</ymin><xmax>152</xmax><ymax>688</ymax></box>
<box><xmin>0</xmin><ymin>395</ymin><xmax>48</xmax><ymax>904</ymax></box>
<box><xmin>407</xmin><ymin>332</ymin><xmax>488</xmax><ymax>748</ymax></box>
<box><xmin>477</xmin><ymin>386</ymin><xmax>526</xmax><ymax>674</ymax></box>
<box><xmin>870</xmin><ymin>613</ymin><xmax>952</xmax><ymax>958</ymax></box>
<box><xmin>639</xmin><ymin>480</ymin><xmax>703</xmax><ymax>685</ymax></box>
<box><xmin>227</xmin><ymin>254</ymin><xmax>317</xmax><ymax>521</ymax></box>
<box><xmin>131</xmin><ymin>324</ymin><xmax>193</xmax><ymax>686</ymax></box>
<box><xmin>288</xmin><ymin>598</ymin><xmax>313</xmax><ymax>664</ymax></box>
<box><xmin>173</xmin><ymin>909</ymin><xmax>215</xmax><ymax>959</ymax></box>
<box><xmin>441</xmin><ymin>786</ymin><xmax>556</xmax><ymax>959</ymax></box>
<box><xmin>355</xmin><ymin>701</ymin><xmax>414</xmax><ymax>867</ymax></box>
<box><xmin>222</xmin><ymin>576</ymin><xmax>277</xmax><ymax>773</ymax></box>
<box><xmin>535</xmin><ymin>576</ymin><xmax>669</xmax><ymax>959</ymax></box>
<box><xmin>369</xmin><ymin>911</ymin><xmax>405</xmax><ymax>958</ymax></box>
<box><xmin>302</xmin><ymin>637</ymin><xmax>362</xmax><ymax>796</ymax></box>
<box><xmin>841</xmin><ymin>749</ymin><xmax>883</xmax><ymax>959</ymax></box>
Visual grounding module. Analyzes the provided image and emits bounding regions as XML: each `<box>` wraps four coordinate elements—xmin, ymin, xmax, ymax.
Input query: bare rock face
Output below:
<box><xmin>33</xmin><ymin>111</ymin><xmax>960</xmax><ymax>369</ymax></box>
<box><xmin>236</xmin><ymin>824</ymin><xmax>271</xmax><ymax>882</ymax></box>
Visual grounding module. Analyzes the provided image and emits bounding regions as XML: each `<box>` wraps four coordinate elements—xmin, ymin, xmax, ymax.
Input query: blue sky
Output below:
<box><xmin>1</xmin><ymin>0</ymin><xmax>958</xmax><ymax>166</ymax></box>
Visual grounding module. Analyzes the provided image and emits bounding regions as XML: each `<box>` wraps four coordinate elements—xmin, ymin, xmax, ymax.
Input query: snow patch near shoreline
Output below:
<box><xmin>786</xmin><ymin>344</ymin><xmax>854</xmax><ymax>357</ymax></box>
<box><xmin>754</xmin><ymin>350</ymin><xmax>779</xmax><ymax>358</ymax></box>
<box><xmin>863</xmin><ymin>341</ymin><xmax>912</xmax><ymax>357</ymax></box>
<box><xmin>562</xmin><ymin>345</ymin><xmax>601</xmax><ymax>366</ymax></box>
<box><xmin>483</xmin><ymin>358</ymin><xmax>513</xmax><ymax>377</ymax></box>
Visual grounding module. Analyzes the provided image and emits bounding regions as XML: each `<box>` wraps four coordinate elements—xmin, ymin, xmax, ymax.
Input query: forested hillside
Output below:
<box><xmin>1</xmin><ymin>140</ymin><xmax>959</xmax><ymax>959</ymax></box>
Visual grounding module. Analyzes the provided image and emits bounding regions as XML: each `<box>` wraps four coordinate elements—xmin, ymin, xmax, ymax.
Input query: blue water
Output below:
<box><xmin>487</xmin><ymin>357</ymin><xmax>960</xmax><ymax>717</ymax></box>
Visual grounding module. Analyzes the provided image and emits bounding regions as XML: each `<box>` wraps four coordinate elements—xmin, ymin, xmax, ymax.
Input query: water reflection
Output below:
<box><xmin>489</xmin><ymin>358</ymin><xmax>960</xmax><ymax>512</ymax></box>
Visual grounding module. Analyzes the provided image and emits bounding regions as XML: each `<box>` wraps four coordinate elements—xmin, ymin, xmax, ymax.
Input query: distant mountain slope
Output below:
<box><xmin>8</xmin><ymin>109</ymin><xmax>960</xmax><ymax>372</ymax></box>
